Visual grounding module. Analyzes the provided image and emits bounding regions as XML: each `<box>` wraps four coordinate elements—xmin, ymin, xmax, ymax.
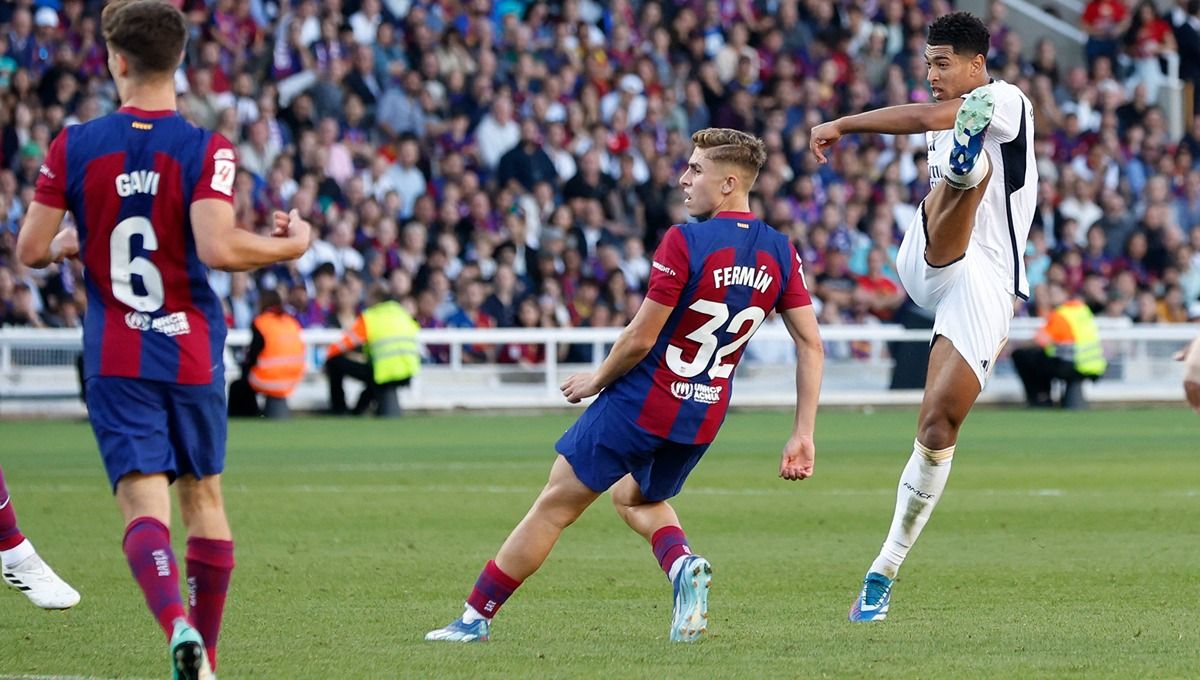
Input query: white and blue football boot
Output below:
<box><xmin>425</xmin><ymin>615</ymin><xmax>490</xmax><ymax>642</ymax></box>
<box><xmin>169</xmin><ymin>619</ymin><xmax>215</xmax><ymax>680</ymax></box>
<box><xmin>946</xmin><ymin>84</ymin><xmax>995</xmax><ymax>189</ymax></box>
<box><xmin>669</xmin><ymin>555</ymin><xmax>712</xmax><ymax>642</ymax></box>
<box><xmin>848</xmin><ymin>571</ymin><xmax>893</xmax><ymax>622</ymax></box>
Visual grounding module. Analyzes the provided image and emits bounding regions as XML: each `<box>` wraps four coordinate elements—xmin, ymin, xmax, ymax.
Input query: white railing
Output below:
<box><xmin>1</xmin><ymin>319</ymin><xmax>1196</xmax><ymax>414</ymax></box>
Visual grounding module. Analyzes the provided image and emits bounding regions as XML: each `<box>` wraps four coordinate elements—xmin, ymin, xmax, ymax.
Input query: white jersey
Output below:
<box><xmin>925</xmin><ymin>79</ymin><xmax>1037</xmax><ymax>300</ymax></box>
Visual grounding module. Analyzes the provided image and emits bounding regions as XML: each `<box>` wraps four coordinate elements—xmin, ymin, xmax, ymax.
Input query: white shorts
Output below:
<box><xmin>896</xmin><ymin>204</ymin><xmax>1015</xmax><ymax>389</ymax></box>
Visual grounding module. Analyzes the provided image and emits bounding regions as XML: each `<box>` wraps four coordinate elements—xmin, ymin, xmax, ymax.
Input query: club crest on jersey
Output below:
<box><xmin>125</xmin><ymin>311</ymin><xmax>191</xmax><ymax>337</ymax></box>
<box><xmin>670</xmin><ymin>381</ymin><xmax>722</xmax><ymax>404</ymax></box>
<box><xmin>115</xmin><ymin>170</ymin><xmax>161</xmax><ymax>197</ymax></box>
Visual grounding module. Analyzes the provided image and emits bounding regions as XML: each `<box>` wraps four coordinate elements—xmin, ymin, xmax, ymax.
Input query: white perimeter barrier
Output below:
<box><xmin>1</xmin><ymin>319</ymin><xmax>1197</xmax><ymax>416</ymax></box>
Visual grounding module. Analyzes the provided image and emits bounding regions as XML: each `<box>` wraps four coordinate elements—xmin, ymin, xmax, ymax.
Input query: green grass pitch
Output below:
<box><xmin>1</xmin><ymin>406</ymin><xmax>1197</xmax><ymax>679</ymax></box>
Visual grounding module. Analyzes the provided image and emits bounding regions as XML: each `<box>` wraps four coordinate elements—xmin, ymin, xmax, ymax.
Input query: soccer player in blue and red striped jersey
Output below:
<box><xmin>427</xmin><ymin>128</ymin><xmax>824</xmax><ymax>644</ymax></box>
<box><xmin>17</xmin><ymin>2</ymin><xmax>310</xmax><ymax>678</ymax></box>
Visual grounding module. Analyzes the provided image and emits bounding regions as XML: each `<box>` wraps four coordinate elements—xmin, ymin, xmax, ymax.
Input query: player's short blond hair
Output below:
<box><xmin>691</xmin><ymin>128</ymin><xmax>767</xmax><ymax>181</ymax></box>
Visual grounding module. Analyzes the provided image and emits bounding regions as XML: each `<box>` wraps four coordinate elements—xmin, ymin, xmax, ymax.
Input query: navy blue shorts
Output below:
<box><xmin>555</xmin><ymin>397</ymin><xmax>709</xmax><ymax>502</ymax></box>
<box><xmin>85</xmin><ymin>376</ymin><xmax>227</xmax><ymax>492</ymax></box>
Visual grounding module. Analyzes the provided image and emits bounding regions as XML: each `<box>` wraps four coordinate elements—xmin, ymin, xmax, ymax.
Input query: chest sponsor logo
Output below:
<box><xmin>125</xmin><ymin>311</ymin><xmax>191</xmax><ymax>337</ymax></box>
<box><xmin>670</xmin><ymin>381</ymin><xmax>722</xmax><ymax>404</ymax></box>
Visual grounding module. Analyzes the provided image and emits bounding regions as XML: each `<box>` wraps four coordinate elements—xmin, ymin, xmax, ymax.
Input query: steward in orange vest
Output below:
<box><xmin>229</xmin><ymin>290</ymin><xmax>307</xmax><ymax>416</ymax></box>
<box><xmin>249</xmin><ymin>311</ymin><xmax>306</xmax><ymax>398</ymax></box>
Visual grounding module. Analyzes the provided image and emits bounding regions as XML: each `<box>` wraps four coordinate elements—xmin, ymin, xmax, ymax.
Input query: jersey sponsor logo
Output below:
<box><xmin>670</xmin><ymin>380</ymin><xmax>722</xmax><ymax>404</ymax></box>
<box><xmin>125</xmin><ymin>310</ymin><xmax>192</xmax><ymax>337</ymax></box>
<box><xmin>652</xmin><ymin>260</ymin><xmax>676</xmax><ymax>277</ymax></box>
<box><xmin>712</xmin><ymin>264</ymin><xmax>774</xmax><ymax>292</ymax></box>
<box><xmin>131</xmin><ymin>121</ymin><xmax>153</xmax><ymax>130</ymax></box>
<box><xmin>115</xmin><ymin>170</ymin><xmax>161</xmax><ymax>197</ymax></box>
<box><xmin>39</xmin><ymin>164</ymin><xmax>56</xmax><ymax>180</ymax></box>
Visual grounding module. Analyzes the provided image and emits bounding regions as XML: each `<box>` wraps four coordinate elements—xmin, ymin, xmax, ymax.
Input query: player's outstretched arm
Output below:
<box><xmin>192</xmin><ymin>201</ymin><xmax>311</xmax><ymax>272</ymax></box>
<box><xmin>778</xmin><ymin>305</ymin><xmax>824</xmax><ymax>480</ymax></box>
<box><xmin>16</xmin><ymin>202</ymin><xmax>78</xmax><ymax>268</ymax></box>
<box><xmin>809</xmin><ymin>99</ymin><xmax>963</xmax><ymax>164</ymax></box>
<box><xmin>560</xmin><ymin>298</ymin><xmax>674</xmax><ymax>403</ymax></box>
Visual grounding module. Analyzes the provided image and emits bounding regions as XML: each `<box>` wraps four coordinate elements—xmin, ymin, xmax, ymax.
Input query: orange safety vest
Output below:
<box><xmin>249</xmin><ymin>312</ymin><xmax>306</xmax><ymax>398</ymax></box>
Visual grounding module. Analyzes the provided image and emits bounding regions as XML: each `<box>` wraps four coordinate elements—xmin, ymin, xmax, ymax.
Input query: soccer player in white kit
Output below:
<box><xmin>809</xmin><ymin>12</ymin><xmax>1037</xmax><ymax>621</ymax></box>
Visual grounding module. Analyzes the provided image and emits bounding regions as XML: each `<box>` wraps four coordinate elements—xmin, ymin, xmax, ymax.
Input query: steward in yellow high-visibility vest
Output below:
<box><xmin>324</xmin><ymin>286</ymin><xmax>420</xmax><ymax>416</ymax></box>
<box><xmin>1012</xmin><ymin>284</ymin><xmax>1106</xmax><ymax>407</ymax></box>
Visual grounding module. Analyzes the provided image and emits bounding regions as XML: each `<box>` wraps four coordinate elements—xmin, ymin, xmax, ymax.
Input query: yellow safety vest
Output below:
<box><xmin>362</xmin><ymin>301</ymin><xmax>421</xmax><ymax>384</ymax></box>
<box><xmin>1046</xmin><ymin>302</ymin><xmax>1107</xmax><ymax>377</ymax></box>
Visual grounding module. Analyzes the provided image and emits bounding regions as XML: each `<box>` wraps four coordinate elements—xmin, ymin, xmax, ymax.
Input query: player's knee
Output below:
<box><xmin>917</xmin><ymin>413</ymin><xmax>960</xmax><ymax>451</ymax></box>
<box><xmin>532</xmin><ymin>489</ymin><xmax>588</xmax><ymax>530</ymax></box>
<box><xmin>178</xmin><ymin>479</ymin><xmax>224</xmax><ymax>518</ymax></box>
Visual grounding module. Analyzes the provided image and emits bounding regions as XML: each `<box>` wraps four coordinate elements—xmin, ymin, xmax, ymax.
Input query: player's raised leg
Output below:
<box><xmin>0</xmin><ymin>465</ymin><xmax>80</xmax><ymax>609</ymax></box>
<box><xmin>426</xmin><ymin>455</ymin><xmax>601</xmax><ymax>642</ymax></box>
<box><xmin>178</xmin><ymin>475</ymin><xmax>234</xmax><ymax>672</ymax></box>
<box><xmin>851</xmin><ymin>338</ymin><xmax>978</xmax><ymax>621</ymax></box>
<box><xmin>611</xmin><ymin>476</ymin><xmax>711</xmax><ymax>643</ymax></box>
<box><xmin>920</xmin><ymin>87</ymin><xmax>995</xmax><ymax>266</ymax></box>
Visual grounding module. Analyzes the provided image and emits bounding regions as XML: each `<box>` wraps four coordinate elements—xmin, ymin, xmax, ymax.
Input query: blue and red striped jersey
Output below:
<box><xmin>603</xmin><ymin>211</ymin><xmax>812</xmax><ymax>444</ymax></box>
<box><xmin>35</xmin><ymin>107</ymin><xmax>237</xmax><ymax>385</ymax></box>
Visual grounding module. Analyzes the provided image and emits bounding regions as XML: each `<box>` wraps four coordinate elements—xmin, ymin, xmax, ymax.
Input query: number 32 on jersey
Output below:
<box><xmin>666</xmin><ymin>299</ymin><xmax>766</xmax><ymax>380</ymax></box>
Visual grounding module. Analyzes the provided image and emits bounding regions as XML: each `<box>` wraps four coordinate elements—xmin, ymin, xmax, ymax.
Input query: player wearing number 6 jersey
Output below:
<box><xmin>426</xmin><ymin>128</ymin><xmax>824</xmax><ymax>644</ymax></box>
<box><xmin>16</xmin><ymin>2</ymin><xmax>310</xmax><ymax>678</ymax></box>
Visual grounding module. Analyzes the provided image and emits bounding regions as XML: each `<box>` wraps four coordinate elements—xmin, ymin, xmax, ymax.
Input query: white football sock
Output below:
<box><xmin>461</xmin><ymin>604</ymin><xmax>487</xmax><ymax>624</ymax></box>
<box><xmin>667</xmin><ymin>554</ymin><xmax>690</xmax><ymax>583</ymax></box>
<box><xmin>0</xmin><ymin>538</ymin><xmax>36</xmax><ymax>568</ymax></box>
<box><xmin>945</xmin><ymin>150</ymin><xmax>990</xmax><ymax>190</ymax></box>
<box><xmin>869</xmin><ymin>440</ymin><xmax>955</xmax><ymax>579</ymax></box>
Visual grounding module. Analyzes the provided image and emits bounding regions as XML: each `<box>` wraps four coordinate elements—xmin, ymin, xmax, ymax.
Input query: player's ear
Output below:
<box><xmin>112</xmin><ymin>50</ymin><xmax>128</xmax><ymax>78</ymax></box>
<box><xmin>723</xmin><ymin>174</ymin><xmax>736</xmax><ymax>195</ymax></box>
<box><xmin>971</xmin><ymin>53</ymin><xmax>985</xmax><ymax>77</ymax></box>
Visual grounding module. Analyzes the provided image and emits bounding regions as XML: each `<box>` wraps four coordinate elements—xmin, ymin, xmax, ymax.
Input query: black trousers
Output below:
<box><xmin>227</xmin><ymin>376</ymin><xmax>261</xmax><ymax>417</ymax></box>
<box><xmin>1011</xmin><ymin>347</ymin><xmax>1084</xmax><ymax>406</ymax></box>
<box><xmin>325</xmin><ymin>355</ymin><xmax>411</xmax><ymax>415</ymax></box>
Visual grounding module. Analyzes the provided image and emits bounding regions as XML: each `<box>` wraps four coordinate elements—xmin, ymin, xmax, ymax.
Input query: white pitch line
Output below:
<box><xmin>0</xmin><ymin>674</ymin><xmax>157</xmax><ymax>680</ymax></box>
<box><xmin>248</xmin><ymin>484</ymin><xmax>1086</xmax><ymax>498</ymax></box>
<box><xmin>16</xmin><ymin>483</ymin><xmax>1199</xmax><ymax>499</ymax></box>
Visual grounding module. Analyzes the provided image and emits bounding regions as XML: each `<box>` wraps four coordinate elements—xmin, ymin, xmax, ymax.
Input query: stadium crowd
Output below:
<box><xmin>1</xmin><ymin>0</ymin><xmax>1200</xmax><ymax>365</ymax></box>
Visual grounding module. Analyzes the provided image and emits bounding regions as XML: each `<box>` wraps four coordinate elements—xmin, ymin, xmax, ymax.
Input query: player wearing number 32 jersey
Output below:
<box><xmin>427</xmin><ymin>128</ymin><xmax>824</xmax><ymax>645</ymax></box>
<box><xmin>17</xmin><ymin>2</ymin><xmax>310</xmax><ymax>678</ymax></box>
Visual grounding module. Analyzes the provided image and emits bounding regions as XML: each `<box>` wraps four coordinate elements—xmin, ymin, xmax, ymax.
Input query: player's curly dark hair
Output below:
<box><xmin>927</xmin><ymin>12</ymin><xmax>990</xmax><ymax>57</ymax></box>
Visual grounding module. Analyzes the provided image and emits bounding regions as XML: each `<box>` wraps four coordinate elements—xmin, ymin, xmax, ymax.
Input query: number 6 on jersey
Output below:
<box><xmin>110</xmin><ymin>216</ymin><xmax>165</xmax><ymax>312</ymax></box>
